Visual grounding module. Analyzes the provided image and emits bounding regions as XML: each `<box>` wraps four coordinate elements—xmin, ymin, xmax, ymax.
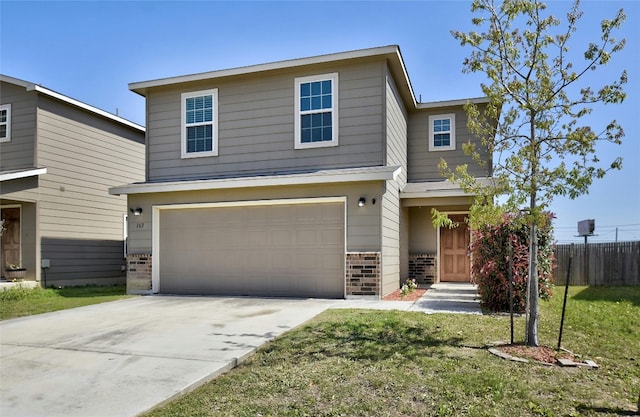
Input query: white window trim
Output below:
<box><xmin>294</xmin><ymin>73</ymin><xmax>339</xmax><ymax>149</ymax></box>
<box><xmin>0</xmin><ymin>104</ymin><xmax>11</xmax><ymax>143</ymax></box>
<box><xmin>181</xmin><ymin>89</ymin><xmax>218</xmax><ymax>158</ymax></box>
<box><xmin>428</xmin><ymin>113</ymin><xmax>455</xmax><ymax>152</ymax></box>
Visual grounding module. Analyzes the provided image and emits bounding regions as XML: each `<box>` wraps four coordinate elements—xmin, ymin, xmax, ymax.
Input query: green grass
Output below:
<box><xmin>144</xmin><ymin>286</ymin><xmax>640</xmax><ymax>417</ymax></box>
<box><xmin>0</xmin><ymin>284</ymin><xmax>134</xmax><ymax>320</ymax></box>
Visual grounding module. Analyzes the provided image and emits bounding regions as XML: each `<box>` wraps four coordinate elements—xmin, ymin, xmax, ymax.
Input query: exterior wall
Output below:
<box><xmin>380</xmin><ymin>73</ymin><xmax>408</xmax><ymax>296</ymax></box>
<box><xmin>126</xmin><ymin>253</ymin><xmax>152</xmax><ymax>293</ymax></box>
<box><xmin>407</xmin><ymin>104</ymin><xmax>491</xmax><ymax>182</ymax></box>
<box><xmin>408</xmin><ymin>254</ymin><xmax>436</xmax><ymax>285</ymax></box>
<box><xmin>0</xmin><ymin>82</ymin><xmax>37</xmax><ymax>171</ymax></box>
<box><xmin>145</xmin><ymin>60</ymin><xmax>386</xmax><ymax>182</ymax></box>
<box><xmin>34</xmin><ymin>96</ymin><xmax>145</xmax><ymax>285</ymax></box>
<box><xmin>125</xmin><ymin>181</ymin><xmax>384</xmax><ymax>255</ymax></box>
<box><xmin>399</xmin><ymin>206</ymin><xmax>409</xmax><ymax>280</ymax></box>
<box><xmin>409</xmin><ymin>206</ymin><xmax>439</xmax><ymax>254</ymax></box>
<box><xmin>407</xmin><ymin>201</ymin><xmax>471</xmax><ymax>254</ymax></box>
<box><xmin>346</xmin><ymin>252</ymin><xmax>381</xmax><ymax>296</ymax></box>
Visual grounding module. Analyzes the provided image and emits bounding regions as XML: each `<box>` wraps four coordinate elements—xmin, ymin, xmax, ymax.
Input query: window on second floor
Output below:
<box><xmin>181</xmin><ymin>89</ymin><xmax>218</xmax><ymax>158</ymax></box>
<box><xmin>428</xmin><ymin>113</ymin><xmax>455</xmax><ymax>151</ymax></box>
<box><xmin>0</xmin><ymin>104</ymin><xmax>11</xmax><ymax>142</ymax></box>
<box><xmin>294</xmin><ymin>73</ymin><xmax>339</xmax><ymax>149</ymax></box>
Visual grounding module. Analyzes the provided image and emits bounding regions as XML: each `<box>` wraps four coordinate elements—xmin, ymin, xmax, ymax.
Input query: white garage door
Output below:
<box><xmin>157</xmin><ymin>201</ymin><xmax>345</xmax><ymax>298</ymax></box>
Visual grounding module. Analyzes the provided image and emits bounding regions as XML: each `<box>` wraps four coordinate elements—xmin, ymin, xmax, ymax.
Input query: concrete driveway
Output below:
<box><xmin>0</xmin><ymin>296</ymin><xmax>334</xmax><ymax>417</ymax></box>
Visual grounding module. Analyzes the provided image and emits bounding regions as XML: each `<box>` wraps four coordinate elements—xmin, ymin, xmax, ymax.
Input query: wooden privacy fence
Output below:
<box><xmin>553</xmin><ymin>241</ymin><xmax>640</xmax><ymax>286</ymax></box>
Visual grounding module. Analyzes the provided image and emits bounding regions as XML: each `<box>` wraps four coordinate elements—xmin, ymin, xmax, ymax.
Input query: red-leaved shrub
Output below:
<box><xmin>470</xmin><ymin>213</ymin><xmax>555</xmax><ymax>313</ymax></box>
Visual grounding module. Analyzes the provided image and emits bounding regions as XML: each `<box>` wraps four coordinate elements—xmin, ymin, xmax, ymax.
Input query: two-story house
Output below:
<box><xmin>110</xmin><ymin>45</ymin><xmax>492</xmax><ymax>298</ymax></box>
<box><xmin>0</xmin><ymin>75</ymin><xmax>145</xmax><ymax>287</ymax></box>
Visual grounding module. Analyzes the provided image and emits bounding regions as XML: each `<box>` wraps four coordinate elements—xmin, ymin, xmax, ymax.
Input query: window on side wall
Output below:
<box><xmin>294</xmin><ymin>73</ymin><xmax>339</xmax><ymax>149</ymax></box>
<box><xmin>428</xmin><ymin>113</ymin><xmax>455</xmax><ymax>151</ymax></box>
<box><xmin>0</xmin><ymin>104</ymin><xmax>11</xmax><ymax>142</ymax></box>
<box><xmin>181</xmin><ymin>89</ymin><xmax>218</xmax><ymax>158</ymax></box>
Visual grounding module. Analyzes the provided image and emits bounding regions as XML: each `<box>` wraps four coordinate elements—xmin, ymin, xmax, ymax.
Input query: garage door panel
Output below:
<box><xmin>159</xmin><ymin>202</ymin><xmax>344</xmax><ymax>298</ymax></box>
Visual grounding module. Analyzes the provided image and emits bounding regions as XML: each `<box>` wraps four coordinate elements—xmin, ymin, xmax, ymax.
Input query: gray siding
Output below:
<box><xmin>0</xmin><ymin>81</ymin><xmax>37</xmax><ymax>171</ymax></box>
<box><xmin>35</xmin><ymin>96</ymin><xmax>145</xmax><ymax>284</ymax></box>
<box><xmin>126</xmin><ymin>182</ymin><xmax>384</xmax><ymax>255</ymax></box>
<box><xmin>145</xmin><ymin>61</ymin><xmax>386</xmax><ymax>182</ymax></box>
<box><xmin>380</xmin><ymin>74</ymin><xmax>408</xmax><ymax>296</ymax></box>
<box><xmin>407</xmin><ymin>105</ymin><xmax>491</xmax><ymax>182</ymax></box>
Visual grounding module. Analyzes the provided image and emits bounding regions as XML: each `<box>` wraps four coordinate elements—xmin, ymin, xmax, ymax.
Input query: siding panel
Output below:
<box><xmin>0</xmin><ymin>82</ymin><xmax>37</xmax><ymax>170</ymax></box>
<box><xmin>126</xmin><ymin>182</ymin><xmax>383</xmax><ymax>255</ymax></box>
<box><xmin>380</xmin><ymin>73</ymin><xmax>408</xmax><ymax>297</ymax></box>
<box><xmin>407</xmin><ymin>105</ymin><xmax>490</xmax><ymax>182</ymax></box>
<box><xmin>35</xmin><ymin>97</ymin><xmax>145</xmax><ymax>283</ymax></box>
<box><xmin>146</xmin><ymin>61</ymin><xmax>386</xmax><ymax>182</ymax></box>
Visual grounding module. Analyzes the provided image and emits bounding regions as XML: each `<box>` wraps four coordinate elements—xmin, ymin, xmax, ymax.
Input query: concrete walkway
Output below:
<box><xmin>410</xmin><ymin>282</ymin><xmax>482</xmax><ymax>314</ymax></box>
<box><xmin>336</xmin><ymin>282</ymin><xmax>482</xmax><ymax>315</ymax></box>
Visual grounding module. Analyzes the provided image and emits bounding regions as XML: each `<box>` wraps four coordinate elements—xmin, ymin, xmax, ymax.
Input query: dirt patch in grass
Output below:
<box><xmin>497</xmin><ymin>344</ymin><xmax>572</xmax><ymax>364</ymax></box>
<box><xmin>382</xmin><ymin>288</ymin><xmax>427</xmax><ymax>301</ymax></box>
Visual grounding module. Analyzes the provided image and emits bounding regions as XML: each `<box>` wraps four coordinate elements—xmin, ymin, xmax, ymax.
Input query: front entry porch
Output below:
<box><xmin>403</xmin><ymin>195</ymin><xmax>473</xmax><ymax>284</ymax></box>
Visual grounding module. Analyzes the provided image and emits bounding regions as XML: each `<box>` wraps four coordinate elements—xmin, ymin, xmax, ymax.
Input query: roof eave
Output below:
<box><xmin>417</xmin><ymin>96</ymin><xmax>490</xmax><ymax>110</ymax></box>
<box><xmin>0</xmin><ymin>167</ymin><xmax>48</xmax><ymax>182</ymax></box>
<box><xmin>1</xmin><ymin>74</ymin><xmax>144</xmax><ymax>132</ymax></box>
<box><xmin>129</xmin><ymin>45</ymin><xmax>416</xmax><ymax>102</ymax></box>
<box><xmin>110</xmin><ymin>166</ymin><xmax>402</xmax><ymax>196</ymax></box>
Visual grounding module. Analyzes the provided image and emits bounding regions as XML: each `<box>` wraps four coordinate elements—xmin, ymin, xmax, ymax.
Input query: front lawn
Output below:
<box><xmin>0</xmin><ymin>285</ymin><xmax>133</xmax><ymax>320</ymax></box>
<box><xmin>144</xmin><ymin>286</ymin><xmax>640</xmax><ymax>417</ymax></box>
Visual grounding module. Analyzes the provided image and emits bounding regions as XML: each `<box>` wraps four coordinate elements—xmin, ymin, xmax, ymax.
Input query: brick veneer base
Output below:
<box><xmin>126</xmin><ymin>254</ymin><xmax>152</xmax><ymax>293</ymax></box>
<box><xmin>346</xmin><ymin>252</ymin><xmax>381</xmax><ymax>296</ymax></box>
<box><xmin>409</xmin><ymin>253</ymin><xmax>437</xmax><ymax>285</ymax></box>
<box><xmin>125</xmin><ymin>252</ymin><xmax>385</xmax><ymax>297</ymax></box>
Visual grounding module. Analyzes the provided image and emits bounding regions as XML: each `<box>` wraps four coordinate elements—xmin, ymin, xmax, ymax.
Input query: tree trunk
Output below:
<box><xmin>527</xmin><ymin>220</ymin><xmax>539</xmax><ymax>346</ymax></box>
<box><xmin>527</xmin><ymin>112</ymin><xmax>540</xmax><ymax>347</ymax></box>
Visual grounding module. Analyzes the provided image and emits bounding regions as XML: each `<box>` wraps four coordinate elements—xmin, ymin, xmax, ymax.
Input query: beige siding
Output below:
<box><xmin>145</xmin><ymin>61</ymin><xmax>386</xmax><ymax>182</ymax></box>
<box><xmin>126</xmin><ymin>182</ymin><xmax>383</xmax><ymax>255</ymax></box>
<box><xmin>384</xmin><ymin>73</ymin><xmax>408</xmax><ymax>185</ymax></box>
<box><xmin>400</xmin><ymin>206</ymin><xmax>409</xmax><ymax>280</ymax></box>
<box><xmin>407</xmin><ymin>105</ymin><xmax>491</xmax><ymax>182</ymax></box>
<box><xmin>0</xmin><ymin>82</ymin><xmax>37</xmax><ymax>171</ymax></box>
<box><xmin>35</xmin><ymin>97</ymin><xmax>145</xmax><ymax>283</ymax></box>
<box><xmin>409</xmin><ymin>206</ymin><xmax>439</xmax><ymax>254</ymax></box>
<box><xmin>380</xmin><ymin>74</ymin><xmax>408</xmax><ymax>296</ymax></box>
<box><xmin>381</xmin><ymin>183</ymin><xmax>401</xmax><ymax>296</ymax></box>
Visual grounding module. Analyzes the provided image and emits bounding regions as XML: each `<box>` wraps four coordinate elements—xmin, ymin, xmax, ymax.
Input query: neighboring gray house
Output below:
<box><xmin>110</xmin><ymin>45</ymin><xmax>492</xmax><ymax>299</ymax></box>
<box><xmin>0</xmin><ymin>75</ymin><xmax>145</xmax><ymax>286</ymax></box>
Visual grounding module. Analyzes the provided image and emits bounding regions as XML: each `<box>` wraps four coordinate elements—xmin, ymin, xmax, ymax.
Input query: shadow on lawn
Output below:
<box><xmin>575</xmin><ymin>404</ymin><xmax>639</xmax><ymax>416</ymax></box>
<box><xmin>572</xmin><ymin>286</ymin><xmax>640</xmax><ymax>306</ymax></box>
<box><xmin>265</xmin><ymin>310</ymin><xmax>463</xmax><ymax>362</ymax></box>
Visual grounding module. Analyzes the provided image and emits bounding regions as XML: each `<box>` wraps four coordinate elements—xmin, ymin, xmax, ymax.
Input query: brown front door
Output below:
<box><xmin>1</xmin><ymin>207</ymin><xmax>21</xmax><ymax>276</ymax></box>
<box><xmin>440</xmin><ymin>215</ymin><xmax>470</xmax><ymax>282</ymax></box>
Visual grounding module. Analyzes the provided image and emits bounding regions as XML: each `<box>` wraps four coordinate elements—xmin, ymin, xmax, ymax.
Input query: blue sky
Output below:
<box><xmin>1</xmin><ymin>0</ymin><xmax>638</xmax><ymax>243</ymax></box>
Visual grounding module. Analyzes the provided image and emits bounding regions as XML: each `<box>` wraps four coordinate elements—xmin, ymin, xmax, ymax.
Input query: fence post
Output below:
<box><xmin>558</xmin><ymin>244</ymin><xmax>573</xmax><ymax>351</ymax></box>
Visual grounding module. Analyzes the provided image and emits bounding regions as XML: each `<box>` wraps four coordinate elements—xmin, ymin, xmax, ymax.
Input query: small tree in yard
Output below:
<box><xmin>446</xmin><ymin>0</ymin><xmax>627</xmax><ymax>346</ymax></box>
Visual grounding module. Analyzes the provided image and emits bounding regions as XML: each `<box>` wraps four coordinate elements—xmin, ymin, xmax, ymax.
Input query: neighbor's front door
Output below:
<box><xmin>440</xmin><ymin>215</ymin><xmax>470</xmax><ymax>282</ymax></box>
<box><xmin>1</xmin><ymin>207</ymin><xmax>21</xmax><ymax>276</ymax></box>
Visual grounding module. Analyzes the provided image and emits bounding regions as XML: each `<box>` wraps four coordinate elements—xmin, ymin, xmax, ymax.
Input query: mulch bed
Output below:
<box><xmin>491</xmin><ymin>343</ymin><xmax>599</xmax><ymax>368</ymax></box>
<box><xmin>382</xmin><ymin>288</ymin><xmax>427</xmax><ymax>301</ymax></box>
<box><xmin>497</xmin><ymin>344</ymin><xmax>572</xmax><ymax>364</ymax></box>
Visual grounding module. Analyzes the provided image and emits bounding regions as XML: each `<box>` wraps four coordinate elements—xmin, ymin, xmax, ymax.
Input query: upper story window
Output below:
<box><xmin>0</xmin><ymin>104</ymin><xmax>11</xmax><ymax>142</ymax></box>
<box><xmin>181</xmin><ymin>89</ymin><xmax>218</xmax><ymax>158</ymax></box>
<box><xmin>294</xmin><ymin>73</ymin><xmax>339</xmax><ymax>149</ymax></box>
<box><xmin>428</xmin><ymin>113</ymin><xmax>455</xmax><ymax>151</ymax></box>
